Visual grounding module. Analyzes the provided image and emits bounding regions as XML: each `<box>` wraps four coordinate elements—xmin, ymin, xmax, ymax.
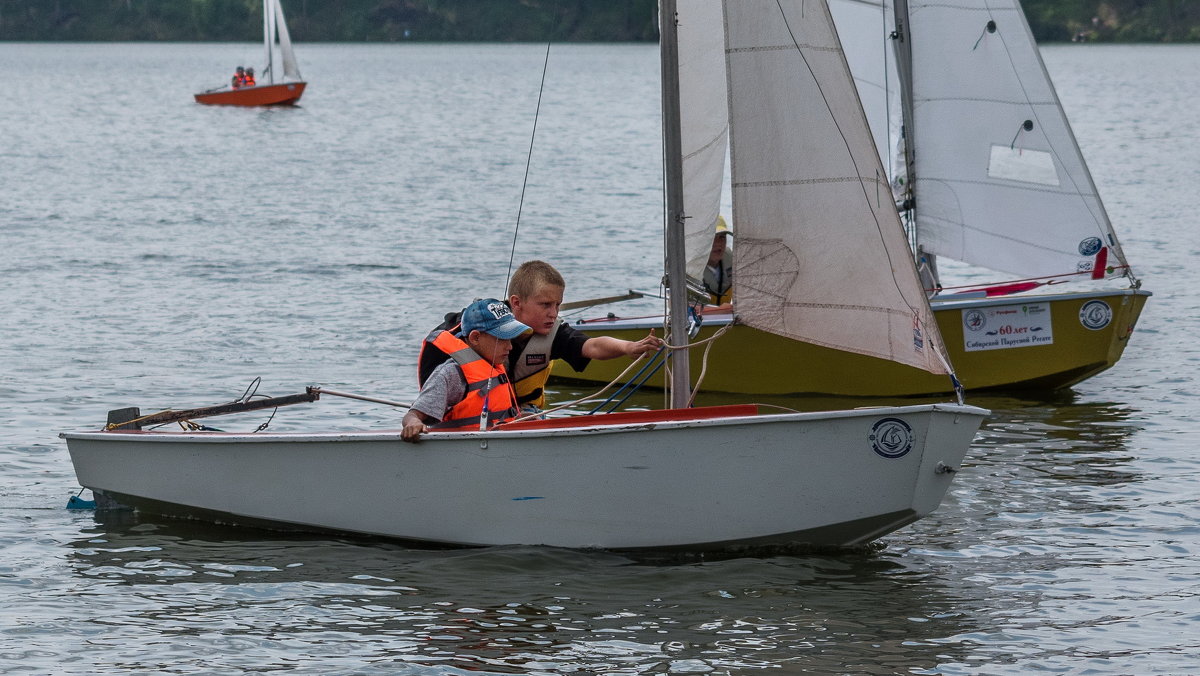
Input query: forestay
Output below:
<box><xmin>723</xmin><ymin>0</ymin><xmax>949</xmax><ymax>374</ymax></box>
<box><xmin>904</xmin><ymin>0</ymin><xmax>1128</xmax><ymax>280</ymax></box>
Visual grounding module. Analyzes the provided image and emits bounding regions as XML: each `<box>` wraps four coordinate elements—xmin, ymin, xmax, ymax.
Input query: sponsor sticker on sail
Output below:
<box><xmin>961</xmin><ymin>302</ymin><xmax>1053</xmax><ymax>352</ymax></box>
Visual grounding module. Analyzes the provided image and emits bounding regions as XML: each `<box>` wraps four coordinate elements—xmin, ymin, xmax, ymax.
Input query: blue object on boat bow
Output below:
<box><xmin>66</xmin><ymin>495</ymin><xmax>96</xmax><ymax>510</ymax></box>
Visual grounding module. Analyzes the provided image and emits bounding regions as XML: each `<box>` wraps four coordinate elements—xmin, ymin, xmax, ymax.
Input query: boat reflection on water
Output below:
<box><xmin>966</xmin><ymin>392</ymin><xmax>1144</xmax><ymax>486</ymax></box>
<box><xmin>64</xmin><ymin>516</ymin><xmax>983</xmax><ymax>674</ymax></box>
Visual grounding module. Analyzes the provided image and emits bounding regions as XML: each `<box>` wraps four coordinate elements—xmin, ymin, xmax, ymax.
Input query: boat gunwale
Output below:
<box><xmin>570</xmin><ymin>286</ymin><xmax>1151</xmax><ymax>329</ymax></box>
<box><xmin>927</xmin><ymin>286</ymin><xmax>1151</xmax><ymax>309</ymax></box>
<box><xmin>193</xmin><ymin>81</ymin><xmax>308</xmax><ymax>105</ymax></box>
<box><xmin>60</xmin><ymin>403</ymin><xmax>988</xmax><ymax>444</ymax></box>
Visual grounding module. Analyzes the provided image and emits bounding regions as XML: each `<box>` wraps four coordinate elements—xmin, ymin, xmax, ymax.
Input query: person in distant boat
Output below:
<box><xmin>702</xmin><ymin>215</ymin><xmax>733</xmax><ymax>306</ymax></box>
<box><xmin>232</xmin><ymin>66</ymin><xmax>246</xmax><ymax>89</ymax></box>
<box><xmin>243</xmin><ymin>67</ymin><xmax>256</xmax><ymax>87</ymax></box>
<box><xmin>417</xmin><ymin>260</ymin><xmax>663</xmax><ymax>416</ymax></box>
<box><xmin>402</xmin><ymin>298</ymin><xmax>529</xmax><ymax>442</ymax></box>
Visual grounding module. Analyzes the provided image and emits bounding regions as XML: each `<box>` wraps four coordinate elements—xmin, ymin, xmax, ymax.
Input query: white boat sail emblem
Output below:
<box><xmin>870</xmin><ymin>418</ymin><xmax>915</xmax><ymax>458</ymax></box>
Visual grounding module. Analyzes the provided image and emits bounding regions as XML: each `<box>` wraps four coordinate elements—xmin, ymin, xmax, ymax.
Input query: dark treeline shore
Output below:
<box><xmin>1</xmin><ymin>0</ymin><xmax>1197</xmax><ymax>43</ymax></box>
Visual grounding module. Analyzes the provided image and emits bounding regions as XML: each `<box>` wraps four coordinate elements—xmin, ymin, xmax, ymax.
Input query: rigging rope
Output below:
<box><xmin>502</xmin><ymin>41</ymin><xmax>553</xmax><ymax>297</ymax></box>
<box><xmin>502</xmin><ymin>319</ymin><xmax>734</xmax><ymax>423</ymax></box>
<box><xmin>931</xmin><ymin>265</ymin><xmax>1133</xmax><ymax>294</ymax></box>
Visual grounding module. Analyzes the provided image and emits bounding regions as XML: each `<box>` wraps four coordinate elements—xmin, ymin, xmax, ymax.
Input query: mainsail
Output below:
<box><xmin>722</xmin><ymin>0</ymin><xmax>950</xmax><ymax>374</ymax></box>
<box><xmin>901</xmin><ymin>0</ymin><xmax>1129</xmax><ymax>281</ymax></box>
<box><xmin>274</xmin><ymin>0</ymin><xmax>302</xmax><ymax>82</ymax></box>
<box><xmin>677</xmin><ymin>0</ymin><xmax>730</xmax><ymax>280</ymax></box>
<box><xmin>827</xmin><ymin>0</ymin><xmax>902</xmax><ymax>183</ymax></box>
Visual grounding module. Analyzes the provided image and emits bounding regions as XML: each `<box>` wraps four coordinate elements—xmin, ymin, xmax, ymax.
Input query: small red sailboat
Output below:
<box><xmin>195</xmin><ymin>0</ymin><xmax>306</xmax><ymax>107</ymax></box>
<box><xmin>194</xmin><ymin>81</ymin><xmax>306</xmax><ymax>107</ymax></box>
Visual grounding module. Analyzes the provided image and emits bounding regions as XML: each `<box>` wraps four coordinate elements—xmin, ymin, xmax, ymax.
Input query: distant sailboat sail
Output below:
<box><xmin>899</xmin><ymin>0</ymin><xmax>1130</xmax><ymax>282</ymax></box>
<box><xmin>274</xmin><ymin>0</ymin><xmax>302</xmax><ymax>83</ymax></box>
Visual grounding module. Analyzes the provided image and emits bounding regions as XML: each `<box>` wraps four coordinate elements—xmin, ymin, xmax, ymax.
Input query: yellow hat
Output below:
<box><xmin>715</xmin><ymin>215</ymin><xmax>731</xmax><ymax>236</ymax></box>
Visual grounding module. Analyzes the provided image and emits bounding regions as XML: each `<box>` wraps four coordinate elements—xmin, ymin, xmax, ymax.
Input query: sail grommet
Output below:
<box><xmin>973</xmin><ymin>20</ymin><xmax>998</xmax><ymax>49</ymax></box>
<box><xmin>1010</xmin><ymin>120</ymin><xmax>1036</xmax><ymax>148</ymax></box>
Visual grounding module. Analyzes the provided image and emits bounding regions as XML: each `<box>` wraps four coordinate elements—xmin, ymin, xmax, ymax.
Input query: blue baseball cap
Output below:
<box><xmin>459</xmin><ymin>298</ymin><xmax>531</xmax><ymax>340</ymax></box>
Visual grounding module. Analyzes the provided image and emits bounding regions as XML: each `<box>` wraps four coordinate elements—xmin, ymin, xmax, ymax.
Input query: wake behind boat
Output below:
<box><xmin>195</xmin><ymin>0</ymin><xmax>306</xmax><ymax>107</ymax></box>
<box><xmin>63</xmin><ymin>0</ymin><xmax>988</xmax><ymax>552</ymax></box>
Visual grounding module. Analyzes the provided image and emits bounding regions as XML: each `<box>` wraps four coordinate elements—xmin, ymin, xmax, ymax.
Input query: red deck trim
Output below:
<box><xmin>491</xmin><ymin>404</ymin><xmax>760</xmax><ymax>431</ymax></box>
<box><xmin>84</xmin><ymin>405</ymin><xmax>762</xmax><ymax>436</ymax></box>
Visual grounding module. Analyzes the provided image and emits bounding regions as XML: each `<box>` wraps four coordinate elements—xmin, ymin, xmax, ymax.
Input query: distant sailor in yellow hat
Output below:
<box><xmin>703</xmin><ymin>215</ymin><xmax>733</xmax><ymax>306</ymax></box>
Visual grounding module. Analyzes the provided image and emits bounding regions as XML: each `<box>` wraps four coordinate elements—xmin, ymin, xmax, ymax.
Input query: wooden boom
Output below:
<box><xmin>106</xmin><ymin>388</ymin><xmax>321</xmax><ymax>430</ymax></box>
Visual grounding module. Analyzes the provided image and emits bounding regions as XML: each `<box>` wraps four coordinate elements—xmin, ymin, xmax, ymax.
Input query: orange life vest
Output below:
<box><xmin>424</xmin><ymin>330</ymin><xmax>519</xmax><ymax>430</ymax></box>
<box><xmin>242</xmin><ymin>74</ymin><xmax>256</xmax><ymax>87</ymax></box>
<box><xmin>418</xmin><ymin>311</ymin><xmax>558</xmax><ymax>409</ymax></box>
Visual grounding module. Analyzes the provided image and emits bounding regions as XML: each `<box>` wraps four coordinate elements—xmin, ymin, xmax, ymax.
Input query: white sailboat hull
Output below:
<box><xmin>63</xmin><ymin>404</ymin><xmax>986</xmax><ymax>551</ymax></box>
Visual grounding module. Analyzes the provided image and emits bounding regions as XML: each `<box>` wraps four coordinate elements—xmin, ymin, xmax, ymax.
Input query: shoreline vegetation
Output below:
<box><xmin>1</xmin><ymin>0</ymin><xmax>1197</xmax><ymax>43</ymax></box>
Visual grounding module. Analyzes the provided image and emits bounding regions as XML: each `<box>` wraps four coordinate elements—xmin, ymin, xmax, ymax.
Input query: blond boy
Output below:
<box><xmin>417</xmin><ymin>261</ymin><xmax>662</xmax><ymax>412</ymax></box>
<box><xmin>504</xmin><ymin>260</ymin><xmax>662</xmax><ymax>410</ymax></box>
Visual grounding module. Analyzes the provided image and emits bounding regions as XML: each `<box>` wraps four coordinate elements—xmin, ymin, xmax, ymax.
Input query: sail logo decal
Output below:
<box><xmin>870</xmin><ymin>418</ymin><xmax>913</xmax><ymax>459</ymax></box>
<box><xmin>962</xmin><ymin>302</ymin><xmax>1054</xmax><ymax>351</ymax></box>
<box><xmin>964</xmin><ymin>309</ymin><xmax>987</xmax><ymax>332</ymax></box>
<box><xmin>1078</xmin><ymin>237</ymin><xmax>1103</xmax><ymax>256</ymax></box>
<box><xmin>1079</xmin><ymin>300</ymin><xmax>1113</xmax><ymax>330</ymax></box>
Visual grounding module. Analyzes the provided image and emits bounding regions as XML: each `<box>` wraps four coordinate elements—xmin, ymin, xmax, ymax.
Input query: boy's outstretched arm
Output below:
<box><xmin>582</xmin><ymin>329</ymin><xmax>664</xmax><ymax>360</ymax></box>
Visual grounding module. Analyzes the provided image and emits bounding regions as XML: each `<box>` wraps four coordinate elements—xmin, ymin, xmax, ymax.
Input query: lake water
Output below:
<box><xmin>2</xmin><ymin>41</ymin><xmax>1198</xmax><ymax>674</ymax></box>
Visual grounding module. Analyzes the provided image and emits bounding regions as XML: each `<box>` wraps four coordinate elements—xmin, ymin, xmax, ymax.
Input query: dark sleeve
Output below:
<box><xmin>417</xmin><ymin>311</ymin><xmax>463</xmax><ymax>387</ymax></box>
<box><xmin>551</xmin><ymin>322</ymin><xmax>592</xmax><ymax>373</ymax></box>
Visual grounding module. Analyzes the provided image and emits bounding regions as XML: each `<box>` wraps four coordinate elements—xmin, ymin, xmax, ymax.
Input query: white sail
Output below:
<box><xmin>274</xmin><ymin>0</ymin><xmax>303</xmax><ymax>82</ymax></box>
<box><xmin>677</xmin><ymin>0</ymin><xmax>729</xmax><ymax>280</ymax></box>
<box><xmin>263</xmin><ymin>0</ymin><xmax>274</xmax><ymax>83</ymax></box>
<box><xmin>723</xmin><ymin>0</ymin><xmax>949</xmax><ymax>374</ymax></box>
<box><xmin>905</xmin><ymin>0</ymin><xmax>1128</xmax><ymax>280</ymax></box>
<box><xmin>828</xmin><ymin>0</ymin><xmax>901</xmax><ymax>182</ymax></box>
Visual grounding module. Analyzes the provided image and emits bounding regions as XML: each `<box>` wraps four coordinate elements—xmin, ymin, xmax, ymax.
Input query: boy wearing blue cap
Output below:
<box><xmin>418</xmin><ymin>261</ymin><xmax>664</xmax><ymax>415</ymax></box>
<box><xmin>401</xmin><ymin>299</ymin><xmax>531</xmax><ymax>442</ymax></box>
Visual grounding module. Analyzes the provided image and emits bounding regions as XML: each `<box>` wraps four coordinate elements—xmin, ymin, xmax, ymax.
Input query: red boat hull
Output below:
<box><xmin>194</xmin><ymin>82</ymin><xmax>306</xmax><ymax>107</ymax></box>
